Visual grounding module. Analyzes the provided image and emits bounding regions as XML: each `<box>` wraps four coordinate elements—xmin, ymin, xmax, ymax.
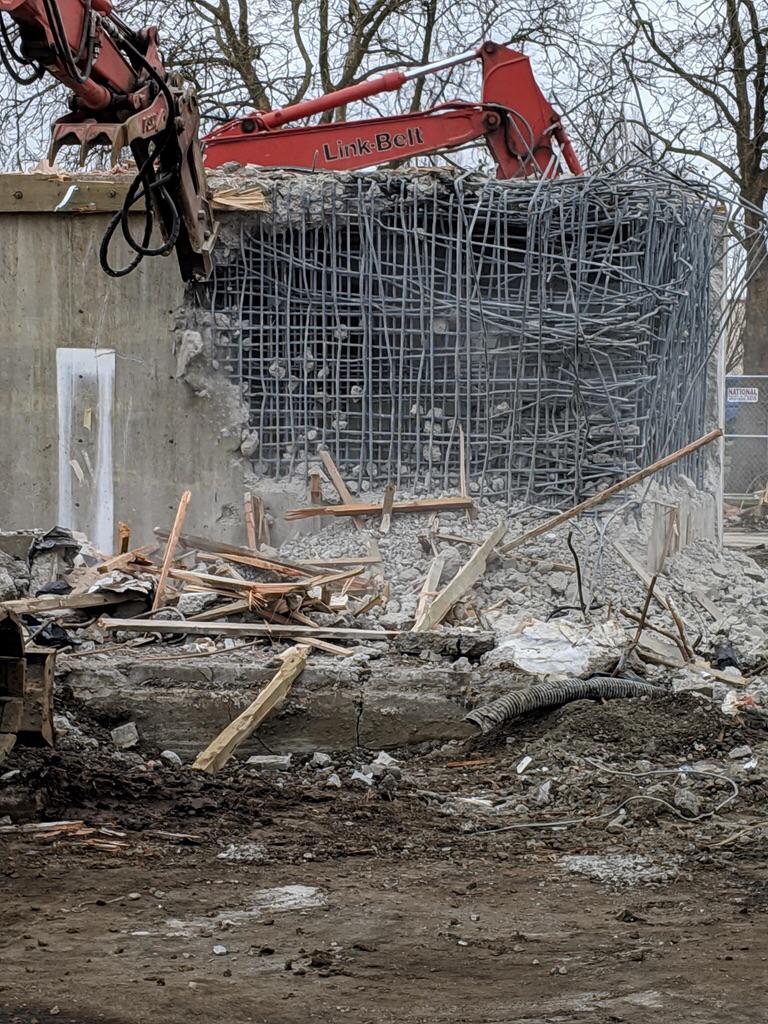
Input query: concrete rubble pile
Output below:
<box><xmin>3</xmin><ymin>439</ymin><xmax>768</xmax><ymax>786</ymax></box>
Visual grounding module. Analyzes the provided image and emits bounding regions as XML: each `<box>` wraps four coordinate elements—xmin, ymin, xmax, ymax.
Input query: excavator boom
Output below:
<box><xmin>0</xmin><ymin>12</ymin><xmax>581</xmax><ymax>281</ymax></box>
<box><xmin>203</xmin><ymin>42</ymin><xmax>583</xmax><ymax>179</ymax></box>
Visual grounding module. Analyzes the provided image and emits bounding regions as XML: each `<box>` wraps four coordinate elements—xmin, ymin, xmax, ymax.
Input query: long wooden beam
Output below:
<box><xmin>501</xmin><ymin>429</ymin><xmax>722</xmax><ymax>554</ymax></box>
<box><xmin>100</xmin><ymin>617</ymin><xmax>396</xmax><ymax>640</ymax></box>
<box><xmin>152</xmin><ymin>491</ymin><xmax>191</xmax><ymax>611</ymax></box>
<box><xmin>285</xmin><ymin>495</ymin><xmax>474</xmax><ymax>521</ymax></box>
<box><xmin>192</xmin><ymin>645</ymin><xmax>310</xmax><ymax>773</ymax></box>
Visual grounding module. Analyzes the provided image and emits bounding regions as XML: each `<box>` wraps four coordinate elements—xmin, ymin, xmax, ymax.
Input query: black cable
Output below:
<box><xmin>0</xmin><ymin>14</ymin><xmax>44</xmax><ymax>84</ymax></box>
<box><xmin>99</xmin><ymin>31</ymin><xmax>183</xmax><ymax>275</ymax></box>
<box><xmin>40</xmin><ymin>0</ymin><xmax>96</xmax><ymax>84</ymax></box>
<box><xmin>566</xmin><ymin>530</ymin><xmax>587</xmax><ymax>619</ymax></box>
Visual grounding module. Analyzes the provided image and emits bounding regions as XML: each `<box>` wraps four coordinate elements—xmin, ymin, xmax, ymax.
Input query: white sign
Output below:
<box><xmin>727</xmin><ymin>386</ymin><xmax>759</xmax><ymax>403</ymax></box>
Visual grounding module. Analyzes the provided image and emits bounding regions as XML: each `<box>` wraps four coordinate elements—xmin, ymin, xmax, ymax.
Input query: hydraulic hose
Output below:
<box><xmin>465</xmin><ymin>676</ymin><xmax>664</xmax><ymax>733</ymax></box>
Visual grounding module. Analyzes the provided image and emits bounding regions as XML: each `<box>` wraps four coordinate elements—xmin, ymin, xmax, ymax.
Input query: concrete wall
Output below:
<box><xmin>0</xmin><ymin>210</ymin><xmax>253</xmax><ymax>549</ymax></box>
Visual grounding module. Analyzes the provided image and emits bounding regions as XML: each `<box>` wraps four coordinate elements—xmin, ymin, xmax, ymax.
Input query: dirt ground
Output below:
<box><xmin>2</xmin><ymin>694</ymin><xmax>767</xmax><ymax>1024</ymax></box>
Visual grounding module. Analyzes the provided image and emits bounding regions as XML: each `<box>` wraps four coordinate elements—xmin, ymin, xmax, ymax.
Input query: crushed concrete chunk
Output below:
<box><xmin>728</xmin><ymin>745</ymin><xmax>753</xmax><ymax>760</ymax></box>
<box><xmin>160</xmin><ymin>750</ymin><xmax>183</xmax><ymax>767</ymax></box>
<box><xmin>311</xmin><ymin>752</ymin><xmax>332</xmax><ymax>768</ymax></box>
<box><xmin>350</xmin><ymin>770</ymin><xmax>373</xmax><ymax>786</ymax></box>
<box><xmin>548</xmin><ymin>572</ymin><xmax>569</xmax><ymax>595</ymax></box>
<box><xmin>373</xmin><ymin>751</ymin><xmax>397</xmax><ymax>767</ymax></box>
<box><xmin>325</xmin><ymin>773</ymin><xmax>342</xmax><ymax>789</ymax></box>
<box><xmin>246</xmin><ymin>755</ymin><xmax>292</xmax><ymax>771</ymax></box>
<box><xmin>531</xmin><ymin>780</ymin><xmax>552</xmax><ymax>805</ymax></box>
<box><xmin>673</xmin><ymin>788</ymin><xmax>701</xmax><ymax>817</ymax></box>
<box><xmin>111</xmin><ymin>722</ymin><xmax>139</xmax><ymax>750</ymax></box>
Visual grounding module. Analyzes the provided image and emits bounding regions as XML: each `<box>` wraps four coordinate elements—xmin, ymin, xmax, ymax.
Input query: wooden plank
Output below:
<box><xmin>154</xmin><ymin>529</ymin><xmax>325</xmax><ymax>577</ymax></box>
<box><xmin>148</xmin><ymin>564</ymin><xmax>363</xmax><ymax>596</ymax></box>
<box><xmin>318</xmin><ymin>450</ymin><xmax>363</xmax><ymax>530</ymax></box>
<box><xmin>285</xmin><ymin>495</ymin><xmax>474</xmax><ymax>521</ymax></box>
<box><xmin>693</xmin><ymin>588</ymin><xmax>722</xmax><ymax>621</ymax></box>
<box><xmin>723</xmin><ymin>529</ymin><xmax>768</xmax><ymax>550</ymax></box>
<box><xmin>253</xmin><ymin>496</ymin><xmax>270</xmax><ymax>547</ymax></box>
<box><xmin>256</xmin><ymin>609</ymin><xmax>352</xmax><ymax>656</ymax></box>
<box><xmin>192</xmin><ymin>646</ymin><xmax>310</xmax><ymax>773</ymax></box>
<box><xmin>0</xmin><ymin>173</ymin><xmax>132</xmax><ymax>214</ymax></box>
<box><xmin>309</xmin><ymin>471</ymin><xmax>323</xmax><ymax>506</ymax></box>
<box><xmin>1</xmin><ymin>592</ymin><xmax>123</xmax><ymax>615</ymax></box>
<box><xmin>152</xmin><ymin>491</ymin><xmax>192</xmax><ymax>611</ymax></box>
<box><xmin>414</xmin><ymin>554</ymin><xmax>445</xmax><ymax>625</ymax></box>
<box><xmin>380</xmin><ymin>482</ymin><xmax>396</xmax><ymax>535</ymax></box>
<box><xmin>97</xmin><ymin>545</ymin><xmax>154</xmax><ymax>574</ymax></box>
<box><xmin>188</xmin><ymin>599</ymin><xmax>250</xmax><ymax>622</ymax></box>
<box><xmin>197</xmin><ymin>550</ymin><xmax>308</xmax><ymax>580</ymax></box>
<box><xmin>244</xmin><ymin>491</ymin><xmax>258</xmax><ymax>550</ymax></box>
<box><xmin>117</xmin><ymin>522</ymin><xmax>131</xmax><ymax>555</ymax></box>
<box><xmin>412</xmin><ymin>521</ymin><xmax>508</xmax><ymax>632</ymax></box>
<box><xmin>100</xmin><ymin>617</ymin><xmax>397</xmax><ymax>640</ymax></box>
<box><xmin>656</xmin><ymin>505</ymin><xmax>679</xmax><ymax>572</ymax></box>
<box><xmin>500</xmin><ymin>429</ymin><xmax>722</xmax><ymax>554</ymax></box>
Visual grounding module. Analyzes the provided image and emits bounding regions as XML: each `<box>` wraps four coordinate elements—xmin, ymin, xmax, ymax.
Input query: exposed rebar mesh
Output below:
<box><xmin>201</xmin><ymin>166</ymin><xmax>729</xmax><ymax>505</ymax></box>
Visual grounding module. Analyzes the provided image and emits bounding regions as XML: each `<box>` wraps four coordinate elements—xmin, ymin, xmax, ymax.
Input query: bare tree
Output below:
<box><xmin>613</xmin><ymin>0</ymin><xmax>768</xmax><ymax>372</ymax></box>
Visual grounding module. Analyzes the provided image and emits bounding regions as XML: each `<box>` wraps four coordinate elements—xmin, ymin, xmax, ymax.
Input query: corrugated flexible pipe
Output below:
<box><xmin>465</xmin><ymin>677</ymin><xmax>664</xmax><ymax>733</ymax></box>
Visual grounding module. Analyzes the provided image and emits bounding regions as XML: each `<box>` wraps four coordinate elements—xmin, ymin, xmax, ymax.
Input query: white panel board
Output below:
<box><xmin>56</xmin><ymin>347</ymin><xmax>115</xmax><ymax>554</ymax></box>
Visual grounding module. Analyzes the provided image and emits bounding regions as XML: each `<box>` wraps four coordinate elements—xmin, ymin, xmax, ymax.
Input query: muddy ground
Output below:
<box><xmin>2</xmin><ymin>694</ymin><xmax>767</xmax><ymax>1024</ymax></box>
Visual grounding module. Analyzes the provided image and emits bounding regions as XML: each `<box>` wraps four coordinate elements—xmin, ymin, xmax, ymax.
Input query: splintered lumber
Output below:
<box><xmin>197</xmin><ymin>550</ymin><xmax>312</xmax><ymax>580</ymax></box>
<box><xmin>145</xmin><ymin>564</ymin><xmax>363</xmax><ymax>597</ymax></box>
<box><xmin>193</xmin><ymin>645</ymin><xmax>309</xmax><ymax>773</ymax></box>
<box><xmin>500</xmin><ymin>429</ymin><xmax>722</xmax><ymax>554</ymax></box>
<box><xmin>286</xmin><ymin>495</ymin><xmax>474</xmax><ymax>521</ymax></box>
<box><xmin>414</xmin><ymin>553</ymin><xmax>446</xmax><ymax>625</ymax></box>
<box><xmin>244</xmin><ymin>491</ymin><xmax>258</xmax><ymax>550</ymax></box>
<box><xmin>101</xmin><ymin>618</ymin><xmax>396</xmax><ymax>641</ymax></box>
<box><xmin>117</xmin><ymin>522</ymin><xmax>131</xmax><ymax>555</ymax></box>
<box><xmin>253</xmin><ymin>496</ymin><xmax>270</xmax><ymax>547</ymax></box>
<box><xmin>97</xmin><ymin>546</ymin><xmax>154</xmax><ymax>574</ymax></box>
<box><xmin>152</xmin><ymin>490</ymin><xmax>192</xmax><ymax>611</ymax></box>
<box><xmin>380</xmin><ymin>482</ymin><xmax>396</xmax><ymax>534</ymax></box>
<box><xmin>318</xmin><ymin>449</ymin><xmax>364</xmax><ymax>530</ymax></box>
<box><xmin>154</xmin><ymin>529</ymin><xmax>326</xmax><ymax>578</ymax></box>
<box><xmin>309</xmin><ymin>471</ymin><xmax>323</xmax><ymax>506</ymax></box>
<box><xmin>412</xmin><ymin>521</ymin><xmax>508</xmax><ymax>632</ymax></box>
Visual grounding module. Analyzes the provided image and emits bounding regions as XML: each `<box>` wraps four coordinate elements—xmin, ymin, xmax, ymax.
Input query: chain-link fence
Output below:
<box><xmin>724</xmin><ymin>374</ymin><xmax>768</xmax><ymax>496</ymax></box>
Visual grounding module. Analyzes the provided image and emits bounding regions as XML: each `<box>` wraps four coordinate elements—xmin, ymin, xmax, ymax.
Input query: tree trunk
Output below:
<box><xmin>742</xmin><ymin>261</ymin><xmax>768</xmax><ymax>373</ymax></box>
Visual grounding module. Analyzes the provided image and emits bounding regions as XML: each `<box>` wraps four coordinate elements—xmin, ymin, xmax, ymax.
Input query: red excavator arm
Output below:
<box><xmin>0</xmin><ymin>0</ymin><xmax>217</xmax><ymax>278</ymax></box>
<box><xmin>203</xmin><ymin>41</ymin><xmax>583</xmax><ymax>179</ymax></box>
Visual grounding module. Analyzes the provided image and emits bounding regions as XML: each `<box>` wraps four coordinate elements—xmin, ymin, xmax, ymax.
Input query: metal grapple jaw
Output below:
<box><xmin>49</xmin><ymin>77</ymin><xmax>217</xmax><ymax>281</ymax></box>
